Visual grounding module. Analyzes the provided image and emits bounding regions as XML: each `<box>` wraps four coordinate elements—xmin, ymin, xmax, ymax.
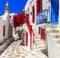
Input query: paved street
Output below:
<box><xmin>0</xmin><ymin>40</ymin><xmax>48</xmax><ymax>58</ymax></box>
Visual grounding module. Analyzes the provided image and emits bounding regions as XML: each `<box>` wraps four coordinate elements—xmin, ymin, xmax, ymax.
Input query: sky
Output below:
<box><xmin>0</xmin><ymin>0</ymin><xmax>27</xmax><ymax>15</ymax></box>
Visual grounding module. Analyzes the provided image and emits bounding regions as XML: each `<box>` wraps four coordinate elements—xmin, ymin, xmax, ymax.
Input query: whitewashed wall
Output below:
<box><xmin>0</xmin><ymin>18</ymin><xmax>5</xmax><ymax>42</ymax></box>
<box><xmin>0</xmin><ymin>16</ymin><xmax>9</xmax><ymax>52</ymax></box>
<box><xmin>24</xmin><ymin>0</ymin><xmax>35</xmax><ymax>25</ymax></box>
<box><xmin>3</xmin><ymin>13</ymin><xmax>9</xmax><ymax>39</ymax></box>
<box><xmin>29</xmin><ymin>0</ymin><xmax>35</xmax><ymax>25</ymax></box>
<box><xmin>0</xmin><ymin>13</ymin><xmax>10</xmax><ymax>43</ymax></box>
<box><xmin>47</xmin><ymin>34</ymin><xmax>60</xmax><ymax>58</ymax></box>
<box><xmin>42</xmin><ymin>0</ymin><xmax>49</xmax><ymax>10</ymax></box>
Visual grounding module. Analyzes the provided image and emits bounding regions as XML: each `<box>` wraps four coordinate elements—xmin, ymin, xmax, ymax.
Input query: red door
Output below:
<box><xmin>32</xmin><ymin>6</ymin><xmax>35</xmax><ymax>23</ymax></box>
<box><xmin>36</xmin><ymin>0</ymin><xmax>42</xmax><ymax>14</ymax></box>
<box><xmin>40</xmin><ymin>28</ymin><xmax>46</xmax><ymax>41</ymax></box>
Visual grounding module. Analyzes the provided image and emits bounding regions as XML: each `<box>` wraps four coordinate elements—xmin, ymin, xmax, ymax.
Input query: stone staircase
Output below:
<box><xmin>32</xmin><ymin>25</ymin><xmax>46</xmax><ymax>52</ymax></box>
<box><xmin>31</xmin><ymin>25</ymin><xmax>48</xmax><ymax>58</ymax></box>
<box><xmin>46</xmin><ymin>25</ymin><xmax>60</xmax><ymax>58</ymax></box>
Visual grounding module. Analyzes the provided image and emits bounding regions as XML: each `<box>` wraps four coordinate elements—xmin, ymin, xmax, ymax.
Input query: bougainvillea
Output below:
<box><xmin>13</xmin><ymin>12</ymin><xmax>25</xmax><ymax>28</ymax></box>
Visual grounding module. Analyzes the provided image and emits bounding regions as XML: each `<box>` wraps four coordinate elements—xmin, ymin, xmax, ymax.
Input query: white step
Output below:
<box><xmin>50</xmin><ymin>30</ymin><xmax>60</xmax><ymax>34</ymax></box>
<box><xmin>33</xmin><ymin>28</ymin><xmax>38</xmax><ymax>31</ymax></box>
<box><xmin>34</xmin><ymin>34</ymin><xmax>40</xmax><ymax>36</ymax></box>
<box><xmin>34</xmin><ymin>32</ymin><xmax>39</xmax><ymax>35</ymax></box>
<box><xmin>34</xmin><ymin>30</ymin><xmax>38</xmax><ymax>32</ymax></box>
<box><xmin>34</xmin><ymin>35</ymin><xmax>40</xmax><ymax>37</ymax></box>
<box><xmin>46</xmin><ymin>29</ymin><xmax>60</xmax><ymax>34</ymax></box>
<box><xmin>56</xmin><ymin>40</ymin><xmax>60</xmax><ymax>45</ymax></box>
<box><xmin>34</xmin><ymin>37</ymin><xmax>40</xmax><ymax>39</ymax></box>
<box><xmin>48</xmin><ymin>33</ymin><xmax>60</xmax><ymax>38</ymax></box>
<box><xmin>49</xmin><ymin>33</ymin><xmax>60</xmax><ymax>35</ymax></box>
<box><xmin>53</xmin><ymin>38</ymin><xmax>60</xmax><ymax>41</ymax></box>
<box><xmin>32</xmin><ymin>25</ymin><xmax>38</xmax><ymax>28</ymax></box>
<box><xmin>34</xmin><ymin>40</ymin><xmax>41</xmax><ymax>42</ymax></box>
<box><xmin>34</xmin><ymin>32</ymin><xmax>39</xmax><ymax>34</ymax></box>
<box><xmin>35</xmin><ymin>41</ymin><xmax>44</xmax><ymax>44</ymax></box>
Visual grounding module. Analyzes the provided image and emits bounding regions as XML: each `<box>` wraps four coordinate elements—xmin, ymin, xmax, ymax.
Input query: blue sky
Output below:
<box><xmin>0</xmin><ymin>0</ymin><xmax>27</xmax><ymax>15</ymax></box>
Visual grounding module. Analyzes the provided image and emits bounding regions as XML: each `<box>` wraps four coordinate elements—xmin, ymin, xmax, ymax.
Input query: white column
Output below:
<box><xmin>12</xmin><ymin>27</ymin><xmax>16</xmax><ymax>37</ymax></box>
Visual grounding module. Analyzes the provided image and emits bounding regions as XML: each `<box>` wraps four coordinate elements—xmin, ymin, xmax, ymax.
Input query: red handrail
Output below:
<box><xmin>25</xmin><ymin>16</ymin><xmax>33</xmax><ymax>50</ymax></box>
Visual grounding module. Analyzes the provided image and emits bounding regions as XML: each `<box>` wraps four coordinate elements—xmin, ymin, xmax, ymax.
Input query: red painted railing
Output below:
<box><xmin>25</xmin><ymin>16</ymin><xmax>34</xmax><ymax>50</ymax></box>
<box><xmin>40</xmin><ymin>27</ymin><xmax>46</xmax><ymax>41</ymax></box>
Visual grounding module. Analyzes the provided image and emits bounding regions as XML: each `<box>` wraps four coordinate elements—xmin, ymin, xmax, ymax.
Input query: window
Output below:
<box><xmin>3</xmin><ymin>25</ymin><xmax>5</xmax><ymax>36</ymax></box>
<box><xmin>10</xmin><ymin>16</ymin><xmax>11</xmax><ymax>18</ymax></box>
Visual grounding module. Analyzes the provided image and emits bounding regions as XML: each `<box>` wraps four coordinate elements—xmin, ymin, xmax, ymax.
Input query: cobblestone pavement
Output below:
<box><xmin>0</xmin><ymin>40</ymin><xmax>48</xmax><ymax>58</ymax></box>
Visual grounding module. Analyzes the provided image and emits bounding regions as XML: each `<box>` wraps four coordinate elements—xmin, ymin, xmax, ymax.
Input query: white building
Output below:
<box><xmin>0</xmin><ymin>1</ymin><xmax>10</xmax><ymax>52</ymax></box>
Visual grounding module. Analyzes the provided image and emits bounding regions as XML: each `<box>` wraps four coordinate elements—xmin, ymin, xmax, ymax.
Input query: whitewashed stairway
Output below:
<box><xmin>46</xmin><ymin>25</ymin><xmax>60</xmax><ymax>58</ymax></box>
<box><xmin>32</xmin><ymin>25</ymin><xmax>45</xmax><ymax>52</ymax></box>
<box><xmin>31</xmin><ymin>25</ymin><xmax>48</xmax><ymax>58</ymax></box>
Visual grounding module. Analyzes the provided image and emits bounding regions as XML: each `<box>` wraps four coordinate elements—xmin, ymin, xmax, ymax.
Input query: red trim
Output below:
<box><xmin>30</xmin><ymin>34</ymin><xmax>33</xmax><ymax>50</ymax></box>
<box><xmin>25</xmin><ymin>16</ymin><xmax>34</xmax><ymax>50</ymax></box>
<box><xmin>26</xmin><ymin>32</ymin><xmax>28</xmax><ymax>46</ymax></box>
